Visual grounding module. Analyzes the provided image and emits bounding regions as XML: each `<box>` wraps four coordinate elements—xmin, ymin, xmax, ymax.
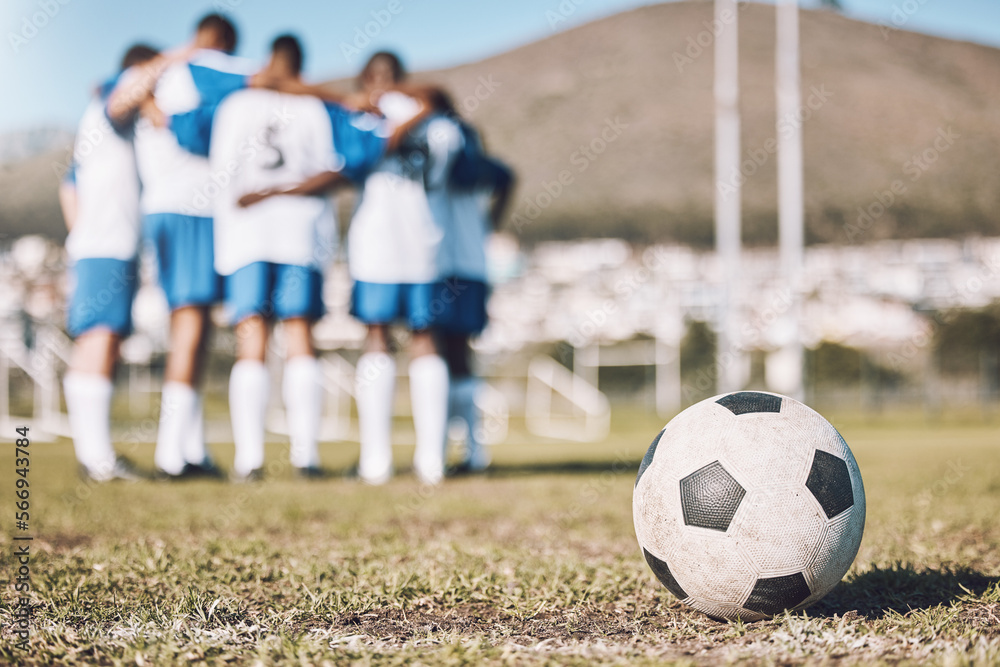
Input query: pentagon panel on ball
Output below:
<box><xmin>633</xmin><ymin>391</ymin><xmax>866</xmax><ymax>622</ymax></box>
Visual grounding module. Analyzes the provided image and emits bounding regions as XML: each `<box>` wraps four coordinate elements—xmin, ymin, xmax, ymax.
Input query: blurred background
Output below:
<box><xmin>2</xmin><ymin>0</ymin><xmax>999</xmax><ymax>443</ymax></box>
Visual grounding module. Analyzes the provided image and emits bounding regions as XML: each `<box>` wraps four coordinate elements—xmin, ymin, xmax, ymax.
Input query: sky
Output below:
<box><xmin>1</xmin><ymin>0</ymin><xmax>999</xmax><ymax>134</ymax></box>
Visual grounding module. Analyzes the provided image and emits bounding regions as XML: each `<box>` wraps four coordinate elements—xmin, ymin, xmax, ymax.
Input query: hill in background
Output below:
<box><xmin>419</xmin><ymin>1</ymin><xmax>1000</xmax><ymax>245</ymax></box>
<box><xmin>3</xmin><ymin>1</ymin><xmax>999</xmax><ymax>246</ymax></box>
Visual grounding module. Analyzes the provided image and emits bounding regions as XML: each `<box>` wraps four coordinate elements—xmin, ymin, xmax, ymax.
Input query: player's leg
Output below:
<box><xmin>274</xmin><ymin>264</ymin><xmax>325</xmax><ymax>476</ymax></box>
<box><xmin>439</xmin><ymin>279</ymin><xmax>491</xmax><ymax>473</ymax></box>
<box><xmin>230</xmin><ymin>315</ymin><xmax>269</xmax><ymax>481</ymax></box>
<box><xmin>442</xmin><ymin>333</ymin><xmax>489</xmax><ymax>472</ymax></box>
<box><xmin>158</xmin><ymin>305</ymin><xmax>216</xmax><ymax>474</ymax></box>
<box><xmin>184</xmin><ymin>305</ymin><xmax>214</xmax><ymax>472</ymax></box>
<box><xmin>156</xmin><ymin>305</ymin><xmax>211</xmax><ymax>475</ymax></box>
<box><xmin>63</xmin><ymin>258</ymin><xmax>141</xmax><ymax>481</ymax></box>
<box><xmin>150</xmin><ymin>213</ymin><xmax>223</xmax><ymax>478</ymax></box>
<box><xmin>227</xmin><ymin>262</ymin><xmax>272</xmax><ymax>481</ymax></box>
<box><xmin>406</xmin><ymin>284</ymin><xmax>449</xmax><ymax>486</ymax></box>
<box><xmin>355</xmin><ymin>322</ymin><xmax>395</xmax><ymax>484</ymax></box>
<box><xmin>65</xmin><ymin>329</ymin><xmax>120</xmax><ymax>478</ymax></box>
<box><xmin>282</xmin><ymin>318</ymin><xmax>323</xmax><ymax>474</ymax></box>
<box><xmin>352</xmin><ymin>280</ymin><xmax>400</xmax><ymax>484</ymax></box>
<box><xmin>182</xmin><ymin>215</ymin><xmax>224</xmax><ymax>473</ymax></box>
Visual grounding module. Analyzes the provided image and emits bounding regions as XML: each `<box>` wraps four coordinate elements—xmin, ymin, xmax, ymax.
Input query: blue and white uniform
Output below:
<box><xmin>129</xmin><ymin>49</ymin><xmax>255</xmax><ymax>310</ymax></box>
<box><xmin>348</xmin><ymin>91</ymin><xmax>442</xmax><ymax>330</ymax></box>
<box><xmin>428</xmin><ymin>120</ymin><xmax>514</xmax><ymax>335</ymax></box>
<box><xmin>66</xmin><ymin>82</ymin><xmax>141</xmax><ymax>337</ymax></box>
<box><xmin>211</xmin><ymin>88</ymin><xmax>340</xmax><ymax>323</ymax></box>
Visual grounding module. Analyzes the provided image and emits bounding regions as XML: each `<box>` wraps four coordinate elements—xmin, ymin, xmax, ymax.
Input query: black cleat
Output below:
<box><xmin>294</xmin><ymin>465</ymin><xmax>329</xmax><ymax>480</ymax></box>
<box><xmin>181</xmin><ymin>459</ymin><xmax>225</xmax><ymax>479</ymax></box>
<box><xmin>156</xmin><ymin>460</ymin><xmax>225</xmax><ymax>481</ymax></box>
<box><xmin>445</xmin><ymin>461</ymin><xmax>490</xmax><ymax>478</ymax></box>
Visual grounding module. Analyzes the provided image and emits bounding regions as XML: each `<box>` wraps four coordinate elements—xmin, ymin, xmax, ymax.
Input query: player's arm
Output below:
<box><xmin>385</xmin><ymin>99</ymin><xmax>433</xmax><ymax>152</ymax></box>
<box><xmin>58</xmin><ymin>169</ymin><xmax>78</xmax><ymax>231</ymax></box>
<box><xmin>106</xmin><ymin>45</ymin><xmax>194</xmax><ymax>125</ymax></box>
<box><xmin>488</xmin><ymin>160</ymin><xmax>516</xmax><ymax>230</ymax></box>
<box><xmin>251</xmin><ymin>75</ymin><xmax>382</xmax><ymax>115</ymax></box>
<box><xmin>392</xmin><ymin>82</ymin><xmax>442</xmax><ymax>105</ymax></box>
<box><xmin>252</xmin><ymin>75</ymin><xmax>346</xmax><ymax>106</ymax></box>
<box><xmin>237</xmin><ymin>171</ymin><xmax>348</xmax><ymax>208</ymax></box>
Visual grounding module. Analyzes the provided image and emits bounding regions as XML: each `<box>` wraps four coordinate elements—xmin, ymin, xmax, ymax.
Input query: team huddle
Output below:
<box><xmin>59</xmin><ymin>14</ymin><xmax>514</xmax><ymax>486</ymax></box>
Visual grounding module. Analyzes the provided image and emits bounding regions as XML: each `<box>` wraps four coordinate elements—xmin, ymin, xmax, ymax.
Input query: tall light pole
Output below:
<box><xmin>714</xmin><ymin>0</ymin><xmax>743</xmax><ymax>394</ymax></box>
<box><xmin>774</xmin><ymin>0</ymin><xmax>805</xmax><ymax>400</ymax></box>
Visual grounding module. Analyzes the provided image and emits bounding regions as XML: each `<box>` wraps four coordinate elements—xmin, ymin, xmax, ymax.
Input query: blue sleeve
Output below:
<box><xmin>324</xmin><ymin>103</ymin><xmax>388</xmax><ymax>184</ymax></box>
<box><xmin>169</xmin><ymin>104</ymin><xmax>216</xmax><ymax>157</ymax></box>
<box><xmin>188</xmin><ymin>64</ymin><xmax>248</xmax><ymax>108</ymax></box>
<box><xmin>459</xmin><ymin>121</ymin><xmax>483</xmax><ymax>153</ymax></box>
<box><xmin>63</xmin><ymin>163</ymin><xmax>76</xmax><ymax>185</ymax></box>
<box><xmin>482</xmin><ymin>157</ymin><xmax>514</xmax><ymax>192</ymax></box>
<box><xmin>170</xmin><ymin>64</ymin><xmax>249</xmax><ymax>156</ymax></box>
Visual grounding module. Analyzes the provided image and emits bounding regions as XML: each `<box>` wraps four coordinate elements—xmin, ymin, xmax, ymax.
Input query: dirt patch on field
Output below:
<box><xmin>327</xmin><ymin>600</ymin><xmax>718</xmax><ymax>642</ymax></box>
<box><xmin>332</xmin><ymin>602</ymin><xmax>636</xmax><ymax>640</ymax></box>
<box><xmin>958</xmin><ymin>603</ymin><xmax>1000</xmax><ymax>637</ymax></box>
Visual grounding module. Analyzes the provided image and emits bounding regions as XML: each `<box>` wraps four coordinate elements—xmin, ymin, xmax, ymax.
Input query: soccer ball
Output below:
<box><xmin>633</xmin><ymin>391</ymin><xmax>865</xmax><ymax>621</ymax></box>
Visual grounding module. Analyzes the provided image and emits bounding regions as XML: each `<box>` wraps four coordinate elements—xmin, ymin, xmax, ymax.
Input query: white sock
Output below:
<box><xmin>410</xmin><ymin>355</ymin><xmax>449</xmax><ymax>485</ymax></box>
<box><xmin>355</xmin><ymin>352</ymin><xmax>395</xmax><ymax>485</ymax></box>
<box><xmin>230</xmin><ymin>360</ymin><xmax>270</xmax><ymax>476</ymax></box>
<box><xmin>182</xmin><ymin>393</ymin><xmax>209</xmax><ymax>465</ymax></box>
<box><xmin>154</xmin><ymin>381</ymin><xmax>197</xmax><ymax>475</ymax></box>
<box><xmin>450</xmin><ymin>375</ymin><xmax>490</xmax><ymax>470</ymax></box>
<box><xmin>64</xmin><ymin>372</ymin><xmax>117</xmax><ymax>478</ymax></box>
<box><xmin>283</xmin><ymin>355</ymin><xmax>322</xmax><ymax>469</ymax></box>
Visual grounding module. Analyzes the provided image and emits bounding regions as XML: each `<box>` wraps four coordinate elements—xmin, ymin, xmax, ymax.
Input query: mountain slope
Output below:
<box><xmin>3</xmin><ymin>2</ymin><xmax>999</xmax><ymax>245</ymax></box>
<box><xmin>418</xmin><ymin>1</ymin><xmax>1000</xmax><ymax>244</ymax></box>
<box><xmin>0</xmin><ymin>146</ymin><xmax>70</xmax><ymax>240</ymax></box>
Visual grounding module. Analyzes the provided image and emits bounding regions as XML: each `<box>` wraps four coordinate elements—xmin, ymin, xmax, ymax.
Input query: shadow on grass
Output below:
<box><xmin>483</xmin><ymin>459</ymin><xmax>643</xmax><ymax>477</ymax></box>
<box><xmin>810</xmin><ymin>563</ymin><xmax>1000</xmax><ymax>619</ymax></box>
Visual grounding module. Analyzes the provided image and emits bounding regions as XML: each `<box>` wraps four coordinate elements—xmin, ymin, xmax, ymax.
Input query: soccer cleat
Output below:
<box><xmin>230</xmin><ymin>468</ymin><xmax>264</xmax><ymax>484</ymax></box>
<box><xmin>155</xmin><ymin>461</ymin><xmax>224</xmax><ymax>481</ymax></box>
<box><xmin>79</xmin><ymin>456</ymin><xmax>146</xmax><ymax>483</ymax></box>
<box><xmin>293</xmin><ymin>465</ymin><xmax>329</xmax><ymax>480</ymax></box>
<box><xmin>181</xmin><ymin>459</ymin><xmax>225</xmax><ymax>479</ymax></box>
<box><xmin>445</xmin><ymin>461</ymin><xmax>490</xmax><ymax>478</ymax></box>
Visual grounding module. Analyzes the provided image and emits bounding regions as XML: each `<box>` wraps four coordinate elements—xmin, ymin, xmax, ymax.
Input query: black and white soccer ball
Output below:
<box><xmin>633</xmin><ymin>391</ymin><xmax>865</xmax><ymax>622</ymax></box>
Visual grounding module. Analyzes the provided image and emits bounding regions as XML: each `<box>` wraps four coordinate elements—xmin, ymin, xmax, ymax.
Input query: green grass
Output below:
<box><xmin>1</xmin><ymin>409</ymin><xmax>999</xmax><ymax>665</ymax></box>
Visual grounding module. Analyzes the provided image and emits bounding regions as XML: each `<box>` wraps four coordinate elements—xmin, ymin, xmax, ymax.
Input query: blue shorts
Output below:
<box><xmin>433</xmin><ymin>277</ymin><xmax>489</xmax><ymax>335</ymax></box>
<box><xmin>144</xmin><ymin>213</ymin><xmax>222</xmax><ymax>310</ymax></box>
<box><xmin>351</xmin><ymin>281</ymin><xmax>436</xmax><ymax>330</ymax></box>
<box><xmin>226</xmin><ymin>262</ymin><xmax>324</xmax><ymax>324</ymax></box>
<box><xmin>67</xmin><ymin>258</ymin><xmax>138</xmax><ymax>338</ymax></box>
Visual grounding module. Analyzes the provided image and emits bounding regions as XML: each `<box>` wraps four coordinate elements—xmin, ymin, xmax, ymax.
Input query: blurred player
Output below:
<box><xmin>237</xmin><ymin>52</ymin><xmax>444</xmax><ymax>484</ymax></box>
<box><xmin>425</xmin><ymin>91</ymin><xmax>515</xmax><ymax>474</ymax></box>
<box><xmin>211</xmin><ymin>35</ymin><xmax>340</xmax><ymax>481</ymax></box>
<box><xmin>347</xmin><ymin>52</ymin><xmax>452</xmax><ymax>486</ymax></box>
<box><xmin>107</xmin><ymin>14</ymin><xmax>255</xmax><ymax>479</ymax></box>
<box><xmin>60</xmin><ymin>44</ymin><xmax>159</xmax><ymax>482</ymax></box>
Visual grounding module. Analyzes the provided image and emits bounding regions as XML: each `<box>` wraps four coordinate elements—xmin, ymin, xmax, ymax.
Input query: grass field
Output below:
<box><xmin>2</xmin><ymin>409</ymin><xmax>1000</xmax><ymax>665</ymax></box>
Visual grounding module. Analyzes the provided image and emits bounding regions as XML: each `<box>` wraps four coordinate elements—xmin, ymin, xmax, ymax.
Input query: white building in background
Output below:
<box><xmin>2</xmin><ymin>233</ymin><xmax>999</xmax><ymax>366</ymax></box>
<box><xmin>478</xmin><ymin>235</ymin><xmax>1000</xmax><ymax>361</ymax></box>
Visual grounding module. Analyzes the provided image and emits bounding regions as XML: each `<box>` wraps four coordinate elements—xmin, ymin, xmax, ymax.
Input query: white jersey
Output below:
<box><xmin>211</xmin><ymin>89</ymin><xmax>338</xmax><ymax>276</ymax></box>
<box><xmin>423</xmin><ymin>116</ymin><xmax>490</xmax><ymax>282</ymax></box>
<box><xmin>347</xmin><ymin>92</ymin><xmax>443</xmax><ymax>284</ymax></box>
<box><xmin>65</xmin><ymin>97</ymin><xmax>141</xmax><ymax>261</ymax></box>
<box><xmin>435</xmin><ymin>190</ymin><xmax>493</xmax><ymax>282</ymax></box>
<box><xmin>132</xmin><ymin>50</ymin><xmax>255</xmax><ymax>218</ymax></box>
